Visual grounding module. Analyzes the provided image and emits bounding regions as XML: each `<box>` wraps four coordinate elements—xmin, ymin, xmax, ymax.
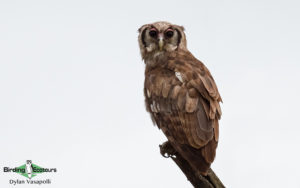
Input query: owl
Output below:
<box><xmin>138</xmin><ymin>21</ymin><xmax>222</xmax><ymax>176</ymax></box>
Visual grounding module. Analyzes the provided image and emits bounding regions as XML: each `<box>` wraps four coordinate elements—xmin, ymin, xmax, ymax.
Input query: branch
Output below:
<box><xmin>159</xmin><ymin>141</ymin><xmax>225</xmax><ymax>188</ymax></box>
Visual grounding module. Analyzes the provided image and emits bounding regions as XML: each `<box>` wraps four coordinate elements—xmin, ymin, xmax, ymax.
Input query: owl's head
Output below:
<box><xmin>138</xmin><ymin>21</ymin><xmax>187</xmax><ymax>58</ymax></box>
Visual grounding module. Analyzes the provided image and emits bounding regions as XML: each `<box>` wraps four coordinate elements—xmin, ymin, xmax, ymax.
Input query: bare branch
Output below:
<box><xmin>159</xmin><ymin>141</ymin><xmax>225</xmax><ymax>188</ymax></box>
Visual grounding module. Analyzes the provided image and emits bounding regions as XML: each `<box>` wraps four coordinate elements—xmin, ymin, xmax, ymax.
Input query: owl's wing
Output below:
<box><xmin>145</xmin><ymin>52</ymin><xmax>222</xmax><ymax>163</ymax></box>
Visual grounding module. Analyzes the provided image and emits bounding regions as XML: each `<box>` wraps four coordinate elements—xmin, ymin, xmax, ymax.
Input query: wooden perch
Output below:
<box><xmin>159</xmin><ymin>141</ymin><xmax>225</xmax><ymax>188</ymax></box>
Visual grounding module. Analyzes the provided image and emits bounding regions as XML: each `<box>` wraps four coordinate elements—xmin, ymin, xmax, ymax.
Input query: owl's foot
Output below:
<box><xmin>159</xmin><ymin>141</ymin><xmax>177</xmax><ymax>158</ymax></box>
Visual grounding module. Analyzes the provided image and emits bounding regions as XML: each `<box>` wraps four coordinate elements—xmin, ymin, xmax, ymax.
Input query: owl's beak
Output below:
<box><xmin>158</xmin><ymin>35</ymin><xmax>164</xmax><ymax>51</ymax></box>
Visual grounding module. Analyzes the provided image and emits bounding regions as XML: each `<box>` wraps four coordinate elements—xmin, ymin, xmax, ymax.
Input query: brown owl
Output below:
<box><xmin>138</xmin><ymin>21</ymin><xmax>222</xmax><ymax>176</ymax></box>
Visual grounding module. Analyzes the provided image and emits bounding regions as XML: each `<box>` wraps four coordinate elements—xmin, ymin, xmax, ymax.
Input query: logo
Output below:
<box><xmin>3</xmin><ymin>160</ymin><xmax>57</xmax><ymax>185</ymax></box>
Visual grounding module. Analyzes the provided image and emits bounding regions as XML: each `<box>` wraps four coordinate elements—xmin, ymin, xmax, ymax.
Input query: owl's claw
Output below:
<box><xmin>159</xmin><ymin>141</ymin><xmax>177</xmax><ymax>158</ymax></box>
<box><xmin>162</xmin><ymin>152</ymin><xmax>171</xmax><ymax>158</ymax></box>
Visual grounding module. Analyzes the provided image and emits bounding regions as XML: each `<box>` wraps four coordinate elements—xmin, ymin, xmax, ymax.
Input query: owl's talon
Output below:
<box><xmin>159</xmin><ymin>141</ymin><xmax>177</xmax><ymax>158</ymax></box>
<box><xmin>163</xmin><ymin>153</ymin><xmax>170</xmax><ymax>158</ymax></box>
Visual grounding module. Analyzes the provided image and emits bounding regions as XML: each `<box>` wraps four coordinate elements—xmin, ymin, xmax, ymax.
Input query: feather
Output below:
<box><xmin>176</xmin><ymin>88</ymin><xmax>186</xmax><ymax>110</ymax></box>
<box><xmin>170</xmin><ymin>85</ymin><xmax>181</xmax><ymax>100</ymax></box>
<box><xmin>185</xmin><ymin>93</ymin><xmax>198</xmax><ymax>113</ymax></box>
<box><xmin>162</xmin><ymin>82</ymin><xmax>172</xmax><ymax>98</ymax></box>
<box><xmin>188</xmin><ymin>88</ymin><xmax>198</xmax><ymax>98</ymax></box>
<box><xmin>146</xmin><ymin>89</ymin><xmax>151</xmax><ymax>98</ymax></box>
<box><xmin>178</xmin><ymin>112</ymin><xmax>199</xmax><ymax>148</ymax></box>
<box><xmin>213</xmin><ymin>119</ymin><xmax>219</xmax><ymax>142</ymax></box>
<box><xmin>201</xmin><ymin>138</ymin><xmax>218</xmax><ymax>163</ymax></box>
<box><xmin>187</xmin><ymin>113</ymin><xmax>207</xmax><ymax>148</ymax></box>
<box><xmin>175</xmin><ymin>72</ymin><xmax>183</xmax><ymax>82</ymax></box>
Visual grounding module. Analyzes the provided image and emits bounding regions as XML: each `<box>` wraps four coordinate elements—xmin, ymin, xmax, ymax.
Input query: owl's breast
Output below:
<box><xmin>144</xmin><ymin>68</ymin><xmax>185</xmax><ymax>114</ymax></box>
<box><xmin>145</xmin><ymin>68</ymin><xmax>179</xmax><ymax>98</ymax></box>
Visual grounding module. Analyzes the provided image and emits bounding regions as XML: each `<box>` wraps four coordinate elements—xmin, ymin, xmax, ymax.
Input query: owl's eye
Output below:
<box><xmin>149</xmin><ymin>30</ymin><xmax>157</xmax><ymax>38</ymax></box>
<box><xmin>165</xmin><ymin>30</ymin><xmax>174</xmax><ymax>38</ymax></box>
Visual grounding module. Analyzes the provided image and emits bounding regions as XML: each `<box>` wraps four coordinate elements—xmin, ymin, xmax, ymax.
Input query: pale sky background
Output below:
<box><xmin>0</xmin><ymin>0</ymin><xmax>299</xmax><ymax>187</ymax></box>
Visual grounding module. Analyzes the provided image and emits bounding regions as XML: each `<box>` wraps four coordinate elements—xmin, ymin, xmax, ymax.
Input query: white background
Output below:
<box><xmin>0</xmin><ymin>0</ymin><xmax>299</xmax><ymax>187</ymax></box>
